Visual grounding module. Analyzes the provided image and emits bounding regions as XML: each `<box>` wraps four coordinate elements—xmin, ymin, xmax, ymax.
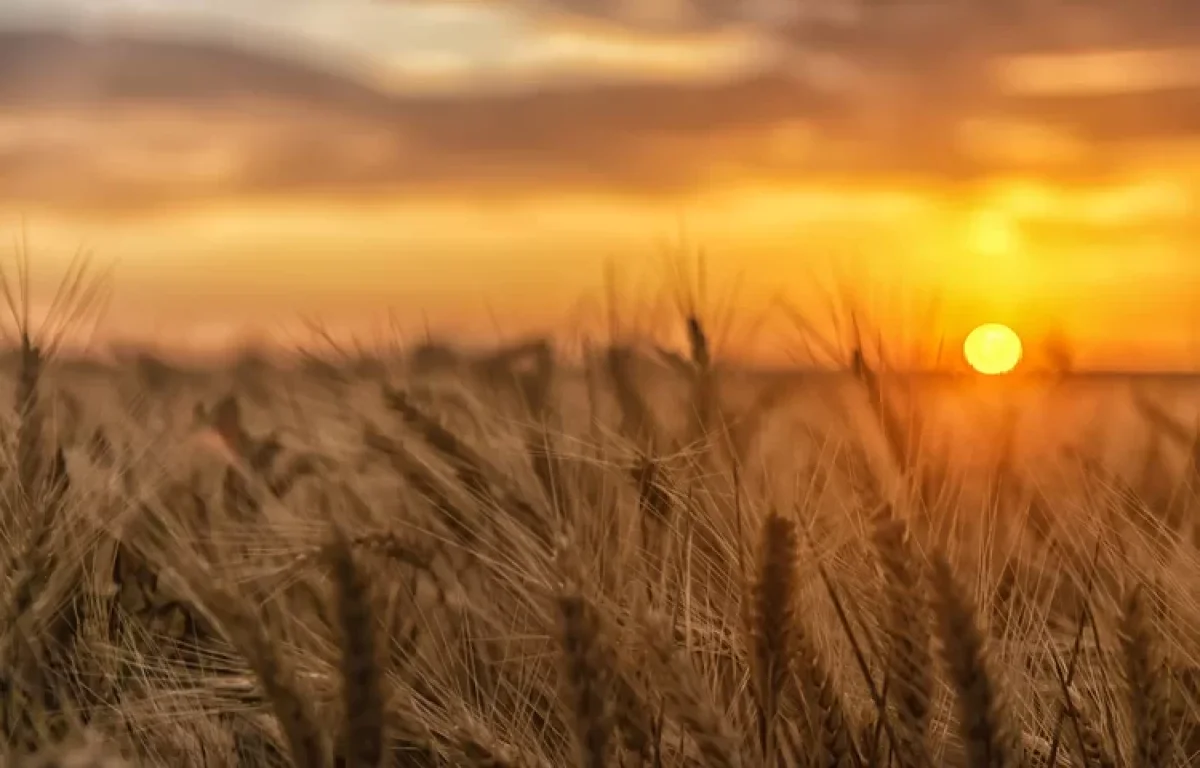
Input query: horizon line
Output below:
<box><xmin>17</xmin><ymin>344</ymin><xmax>1200</xmax><ymax>379</ymax></box>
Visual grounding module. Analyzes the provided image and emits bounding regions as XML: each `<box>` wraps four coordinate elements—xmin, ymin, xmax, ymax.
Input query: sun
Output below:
<box><xmin>963</xmin><ymin>323</ymin><xmax>1023</xmax><ymax>375</ymax></box>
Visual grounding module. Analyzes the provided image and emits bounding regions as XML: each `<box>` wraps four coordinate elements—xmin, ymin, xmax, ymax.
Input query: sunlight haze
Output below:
<box><xmin>2</xmin><ymin>0</ymin><xmax>1200</xmax><ymax>367</ymax></box>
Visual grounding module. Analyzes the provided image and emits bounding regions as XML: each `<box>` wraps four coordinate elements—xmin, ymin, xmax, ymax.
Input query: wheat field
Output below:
<box><xmin>1</xmin><ymin>305</ymin><xmax>1199</xmax><ymax>768</ymax></box>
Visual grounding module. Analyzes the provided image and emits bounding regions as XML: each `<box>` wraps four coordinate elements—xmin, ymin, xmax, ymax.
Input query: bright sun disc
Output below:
<box><xmin>964</xmin><ymin>323</ymin><xmax>1023</xmax><ymax>375</ymax></box>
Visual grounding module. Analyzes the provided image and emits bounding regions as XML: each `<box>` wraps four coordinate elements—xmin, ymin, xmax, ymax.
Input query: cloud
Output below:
<box><xmin>368</xmin><ymin>0</ymin><xmax>770</xmax><ymax>34</ymax></box>
<box><xmin>1</xmin><ymin>26</ymin><xmax>1199</xmax><ymax>216</ymax></box>
<box><xmin>2</xmin><ymin>0</ymin><xmax>783</xmax><ymax>90</ymax></box>
<box><xmin>0</xmin><ymin>27</ymin><xmax>838</xmax><ymax>213</ymax></box>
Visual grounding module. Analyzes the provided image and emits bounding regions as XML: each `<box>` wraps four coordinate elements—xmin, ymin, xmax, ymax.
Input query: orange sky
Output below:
<box><xmin>3</xmin><ymin>1</ymin><xmax>1200</xmax><ymax>368</ymax></box>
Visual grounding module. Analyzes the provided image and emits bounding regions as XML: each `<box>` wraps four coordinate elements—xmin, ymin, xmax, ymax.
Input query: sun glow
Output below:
<box><xmin>964</xmin><ymin>323</ymin><xmax>1024</xmax><ymax>375</ymax></box>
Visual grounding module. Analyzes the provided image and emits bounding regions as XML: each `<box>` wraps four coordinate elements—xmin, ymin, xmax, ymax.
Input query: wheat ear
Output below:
<box><xmin>874</xmin><ymin>513</ymin><xmax>933</xmax><ymax>768</ymax></box>
<box><xmin>749</xmin><ymin>511</ymin><xmax>799</xmax><ymax>764</ymax></box>
<box><xmin>326</xmin><ymin>525</ymin><xmax>386</xmax><ymax>768</ymax></box>
<box><xmin>555</xmin><ymin>574</ymin><xmax>613</xmax><ymax>768</ymax></box>
<box><xmin>1119</xmin><ymin>584</ymin><xmax>1174</xmax><ymax>768</ymax></box>
<box><xmin>928</xmin><ymin>554</ymin><xmax>1025</xmax><ymax>768</ymax></box>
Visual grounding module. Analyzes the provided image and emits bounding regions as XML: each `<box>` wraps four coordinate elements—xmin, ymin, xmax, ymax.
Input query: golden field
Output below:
<box><xmin>4</xmin><ymin>10</ymin><xmax>1200</xmax><ymax>768</ymax></box>
<box><xmin>2</xmin><ymin>296</ymin><xmax>1200</xmax><ymax>768</ymax></box>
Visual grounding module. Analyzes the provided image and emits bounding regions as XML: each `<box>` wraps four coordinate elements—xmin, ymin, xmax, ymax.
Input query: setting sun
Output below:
<box><xmin>964</xmin><ymin>323</ymin><xmax>1024</xmax><ymax>374</ymax></box>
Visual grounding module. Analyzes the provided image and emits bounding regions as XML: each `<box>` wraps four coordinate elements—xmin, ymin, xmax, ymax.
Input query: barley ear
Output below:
<box><xmin>641</xmin><ymin>610</ymin><xmax>743</xmax><ymax>768</ymax></box>
<box><xmin>873</xmin><ymin>513</ymin><xmax>933</xmax><ymax>768</ymax></box>
<box><xmin>1119</xmin><ymin>584</ymin><xmax>1175</xmax><ymax>768</ymax></box>
<box><xmin>749</xmin><ymin>511</ymin><xmax>799</xmax><ymax>764</ymax></box>
<box><xmin>555</xmin><ymin>555</ymin><xmax>613</xmax><ymax>768</ymax></box>
<box><xmin>928</xmin><ymin>554</ymin><xmax>1025</xmax><ymax>768</ymax></box>
<box><xmin>326</xmin><ymin>525</ymin><xmax>386</xmax><ymax>768</ymax></box>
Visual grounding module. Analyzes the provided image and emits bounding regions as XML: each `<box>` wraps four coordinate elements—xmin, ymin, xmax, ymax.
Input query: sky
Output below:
<box><xmin>2</xmin><ymin>0</ymin><xmax>1200</xmax><ymax>367</ymax></box>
